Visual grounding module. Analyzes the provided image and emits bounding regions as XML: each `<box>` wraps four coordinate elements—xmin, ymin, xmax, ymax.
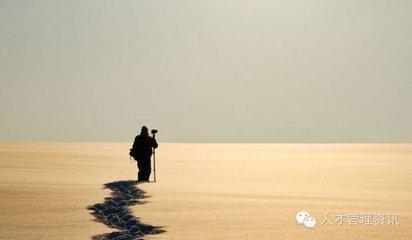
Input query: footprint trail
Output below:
<box><xmin>87</xmin><ymin>180</ymin><xmax>165</xmax><ymax>240</ymax></box>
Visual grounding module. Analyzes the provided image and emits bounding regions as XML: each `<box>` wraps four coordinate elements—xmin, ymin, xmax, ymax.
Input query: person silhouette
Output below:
<box><xmin>130</xmin><ymin>126</ymin><xmax>158</xmax><ymax>181</ymax></box>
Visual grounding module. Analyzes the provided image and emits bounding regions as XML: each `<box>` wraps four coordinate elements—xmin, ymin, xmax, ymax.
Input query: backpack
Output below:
<box><xmin>129</xmin><ymin>148</ymin><xmax>137</xmax><ymax>160</ymax></box>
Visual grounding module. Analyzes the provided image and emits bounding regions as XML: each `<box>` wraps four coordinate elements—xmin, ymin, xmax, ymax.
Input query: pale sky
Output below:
<box><xmin>1</xmin><ymin>0</ymin><xmax>411</xmax><ymax>142</ymax></box>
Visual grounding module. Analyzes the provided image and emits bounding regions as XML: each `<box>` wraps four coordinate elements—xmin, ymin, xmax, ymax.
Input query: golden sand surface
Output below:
<box><xmin>0</xmin><ymin>142</ymin><xmax>411</xmax><ymax>239</ymax></box>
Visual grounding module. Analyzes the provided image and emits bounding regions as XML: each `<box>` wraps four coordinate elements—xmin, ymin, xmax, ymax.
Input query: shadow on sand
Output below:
<box><xmin>87</xmin><ymin>180</ymin><xmax>165</xmax><ymax>240</ymax></box>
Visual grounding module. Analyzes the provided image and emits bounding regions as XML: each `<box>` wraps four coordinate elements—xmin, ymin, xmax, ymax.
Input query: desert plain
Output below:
<box><xmin>0</xmin><ymin>142</ymin><xmax>411</xmax><ymax>239</ymax></box>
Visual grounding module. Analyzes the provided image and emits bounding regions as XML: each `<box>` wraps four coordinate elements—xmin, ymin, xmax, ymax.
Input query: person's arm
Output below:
<box><xmin>132</xmin><ymin>136</ymin><xmax>139</xmax><ymax>149</ymax></box>
<box><xmin>152</xmin><ymin>138</ymin><xmax>158</xmax><ymax>149</ymax></box>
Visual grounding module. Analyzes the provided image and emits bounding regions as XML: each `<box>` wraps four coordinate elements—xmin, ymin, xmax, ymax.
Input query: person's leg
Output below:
<box><xmin>145</xmin><ymin>159</ymin><xmax>152</xmax><ymax>181</ymax></box>
<box><xmin>143</xmin><ymin>158</ymin><xmax>152</xmax><ymax>181</ymax></box>
<box><xmin>137</xmin><ymin>160</ymin><xmax>144</xmax><ymax>181</ymax></box>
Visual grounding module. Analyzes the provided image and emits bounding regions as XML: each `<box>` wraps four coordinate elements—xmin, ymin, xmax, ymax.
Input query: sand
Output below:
<box><xmin>0</xmin><ymin>142</ymin><xmax>411</xmax><ymax>239</ymax></box>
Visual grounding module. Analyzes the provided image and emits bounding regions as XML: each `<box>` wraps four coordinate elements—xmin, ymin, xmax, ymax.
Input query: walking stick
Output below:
<box><xmin>151</xmin><ymin>130</ymin><xmax>157</xmax><ymax>182</ymax></box>
<box><xmin>152</xmin><ymin>147</ymin><xmax>156</xmax><ymax>182</ymax></box>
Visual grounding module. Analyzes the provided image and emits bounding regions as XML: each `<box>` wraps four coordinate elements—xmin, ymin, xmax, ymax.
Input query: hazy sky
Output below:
<box><xmin>1</xmin><ymin>0</ymin><xmax>411</xmax><ymax>142</ymax></box>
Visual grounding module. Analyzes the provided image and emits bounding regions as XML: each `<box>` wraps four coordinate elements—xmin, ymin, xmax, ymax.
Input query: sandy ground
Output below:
<box><xmin>0</xmin><ymin>142</ymin><xmax>411</xmax><ymax>239</ymax></box>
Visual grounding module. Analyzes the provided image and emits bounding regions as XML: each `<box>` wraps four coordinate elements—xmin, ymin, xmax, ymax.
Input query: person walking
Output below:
<box><xmin>130</xmin><ymin>126</ymin><xmax>158</xmax><ymax>181</ymax></box>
